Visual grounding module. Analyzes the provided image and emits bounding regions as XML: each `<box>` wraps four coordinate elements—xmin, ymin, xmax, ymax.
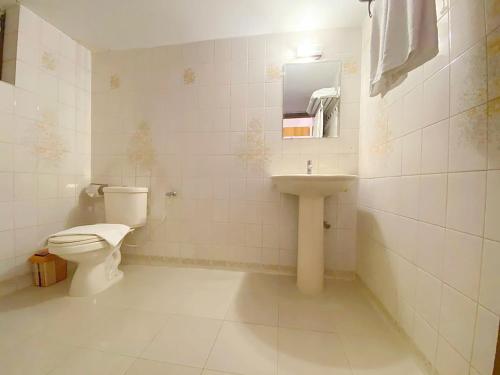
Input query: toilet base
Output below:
<box><xmin>68</xmin><ymin>246</ymin><xmax>124</xmax><ymax>297</ymax></box>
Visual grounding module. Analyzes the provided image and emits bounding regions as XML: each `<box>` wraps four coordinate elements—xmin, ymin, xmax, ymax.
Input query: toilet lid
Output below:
<box><xmin>48</xmin><ymin>234</ymin><xmax>104</xmax><ymax>245</ymax></box>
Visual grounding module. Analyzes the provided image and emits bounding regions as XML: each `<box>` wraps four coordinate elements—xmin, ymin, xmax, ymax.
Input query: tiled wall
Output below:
<box><xmin>91</xmin><ymin>28</ymin><xmax>361</xmax><ymax>271</ymax></box>
<box><xmin>357</xmin><ymin>1</ymin><xmax>499</xmax><ymax>374</ymax></box>
<box><xmin>0</xmin><ymin>5</ymin><xmax>92</xmax><ymax>295</ymax></box>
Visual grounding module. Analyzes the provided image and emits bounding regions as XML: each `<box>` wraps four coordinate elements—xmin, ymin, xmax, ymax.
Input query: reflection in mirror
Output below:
<box><xmin>282</xmin><ymin>60</ymin><xmax>341</xmax><ymax>139</ymax></box>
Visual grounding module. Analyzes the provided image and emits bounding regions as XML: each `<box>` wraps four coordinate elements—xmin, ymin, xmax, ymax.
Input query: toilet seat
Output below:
<box><xmin>49</xmin><ymin>234</ymin><xmax>102</xmax><ymax>245</ymax></box>
<box><xmin>48</xmin><ymin>235</ymin><xmax>108</xmax><ymax>254</ymax></box>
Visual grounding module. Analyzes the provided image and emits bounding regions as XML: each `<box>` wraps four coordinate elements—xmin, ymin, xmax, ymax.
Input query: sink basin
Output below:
<box><xmin>271</xmin><ymin>173</ymin><xmax>357</xmax><ymax>294</ymax></box>
<box><xmin>271</xmin><ymin>174</ymin><xmax>357</xmax><ymax>197</ymax></box>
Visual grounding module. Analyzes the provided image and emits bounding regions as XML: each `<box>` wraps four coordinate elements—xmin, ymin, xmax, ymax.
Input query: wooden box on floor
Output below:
<box><xmin>29</xmin><ymin>251</ymin><xmax>67</xmax><ymax>287</ymax></box>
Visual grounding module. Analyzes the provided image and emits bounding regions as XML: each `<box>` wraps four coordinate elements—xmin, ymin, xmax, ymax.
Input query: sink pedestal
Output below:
<box><xmin>297</xmin><ymin>195</ymin><xmax>325</xmax><ymax>294</ymax></box>
<box><xmin>271</xmin><ymin>174</ymin><xmax>357</xmax><ymax>295</ymax></box>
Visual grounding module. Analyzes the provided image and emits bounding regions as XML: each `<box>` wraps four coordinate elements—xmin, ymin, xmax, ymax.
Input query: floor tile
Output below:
<box><xmin>331</xmin><ymin>303</ymin><xmax>396</xmax><ymax>338</ymax></box>
<box><xmin>278</xmin><ymin>298</ymin><xmax>337</xmax><ymax>333</ymax></box>
<box><xmin>141</xmin><ymin>314</ymin><xmax>222</xmax><ymax>367</ymax></box>
<box><xmin>225</xmin><ymin>276</ymin><xmax>279</xmax><ymax>327</ymax></box>
<box><xmin>82</xmin><ymin>307</ymin><xmax>169</xmax><ymax>356</ymax></box>
<box><xmin>278</xmin><ymin>328</ymin><xmax>352</xmax><ymax>375</ymax></box>
<box><xmin>225</xmin><ymin>292</ymin><xmax>279</xmax><ymax>326</ymax></box>
<box><xmin>0</xmin><ymin>284</ymin><xmax>72</xmax><ymax>350</ymax></box>
<box><xmin>94</xmin><ymin>266</ymin><xmax>242</xmax><ymax>319</ymax></box>
<box><xmin>0</xmin><ymin>335</ymin><xmax>77</xmax><ymax>375</ymax></box>
<box><xmin>206</xmin><ymin>321</ymin><xmax>278</xmax><ymax>375</ymax></box>
<box><xmin>43</xmin><ymin>307</ymin><xmax>114</xmax><ymax>345</ymax></box>
<box><xmin>48</xmin><ymin>347</ymin><xmax>134</xmax><ymax>375</ymax></box>
<box><xmin>125</xmin><ymin>359</ymin><xmax>202</xmax><ymax>375</ymax></box>
<box><xmin>342</xmin><ymin>334</ymin><xmax>428</xmax><ymax>375</ymax></box>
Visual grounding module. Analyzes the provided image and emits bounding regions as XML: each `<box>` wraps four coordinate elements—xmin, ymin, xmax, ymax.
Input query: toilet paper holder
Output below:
<box><xmin>86</xmin><ymin>183</ymin><xmax>109</xmax><ymax>198</ymax></box>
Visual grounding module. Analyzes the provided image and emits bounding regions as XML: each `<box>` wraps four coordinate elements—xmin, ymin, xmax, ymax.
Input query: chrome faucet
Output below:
<box><xmin>307</xmin><ymin>160</ymin><xmax>313</xmax><ymax>175</ymax></box>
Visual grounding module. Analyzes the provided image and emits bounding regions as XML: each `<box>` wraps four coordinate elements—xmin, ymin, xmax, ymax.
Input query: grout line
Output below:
<box><xmin>201</xmin><ymin>318</ymin><xmax>224</xmax><ymax>371</ymax></box>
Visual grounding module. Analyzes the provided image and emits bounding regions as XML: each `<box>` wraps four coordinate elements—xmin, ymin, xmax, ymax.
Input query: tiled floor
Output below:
<box><xmin>0</xmin><ymin>265</ymin><xmax>429</xmax><ymax>375</ymax></box>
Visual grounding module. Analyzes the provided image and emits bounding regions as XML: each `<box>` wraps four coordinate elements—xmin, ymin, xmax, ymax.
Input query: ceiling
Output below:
<box><xmin>1</xmin><ymin>0</ymin><xmax>366</xmax><ymax>51</ymax></box>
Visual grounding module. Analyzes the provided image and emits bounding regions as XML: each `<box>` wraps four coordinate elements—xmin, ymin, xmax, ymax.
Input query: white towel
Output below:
<box><xmin>370</xmin><ymin>0</ymin><xmax>439</xmax><ymax>97</ymax></box>
<box><xmin>307</xmin><ymin>88</ymin><xmax>340</xmax><ymax>116</ymax></box>
<box><xmin>310</xmin><ymin>87</ymin><xmax>339</xmax><ymax>100</ymax></box>
<box><xmin>49</xmin><ymin>224</ymin><xmax>132</xmax><ymax>247</ymax></box>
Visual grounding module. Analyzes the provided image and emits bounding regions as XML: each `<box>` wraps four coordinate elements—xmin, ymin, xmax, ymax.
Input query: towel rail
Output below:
<box><xmin>358</xmin><ymin>0</ymin><xmax>374</xmax><ymax>18</ymax></box>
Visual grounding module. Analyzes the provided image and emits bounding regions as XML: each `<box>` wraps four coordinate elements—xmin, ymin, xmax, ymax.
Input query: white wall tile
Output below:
<box><xmin>418</xmin><ymin>174</ymin><xmax>447</xmax><ymax>226</ymax></box>
<box><xmin>14</xmin><ymin>88</ymin><xmax>39</xmax><ymax>120</ymax></box>
<box><xmin>401</xmin><ymin>130</ymin><xmax>422</xmax><ymax>175</ymax></box>
<box><xmin>421</xmin><ymin>119</ymin><xmax>449</xmax><ymax>173</ymax></box>
<box><xmin>424</xmin><ymin>14</ymin><xmax>450</xmax><ymax>79</ymax></box>
<box><xmin>214</xmin><ymin>40</ymin><xmax>231</xmax><ymax>62</ymax></box>
<box><xmin>446</xmin><ymin>171</ymin><xmax>486</xmax><ymax>236</ymax></box>
<box><xmin>0</xmin><ymin>202</ymin><xmax>14</xmax><ymax>231</ymax></box>
<box><xmin>443</xmin><ymin>229</ymin><xmax>482</xmax><ymax>300</ymax></box>
<box><xmin>387</xmin><ymin>97</ymin><xmax>404</xmax><ymax>139</ymax></box>
<box><xmin>412</xmin><ymin>313</ymin><xmax>438</xmax><ymax>364</ymax></box>
<box><xmin>14</xmin><ymin>145</ymin><xmax>37</xmax><ymax>173</ymax></box>
<box><xmin>435</xmin><ymin>336</ymin><xmax>469</xmax><ymax>375</ymax></box>
<box><xmin>449</xmin><ymin>0</ymin><xmax>485</xmax><ymax>59</ymax></box>
<box><xmin>231</xmin><ymin>38</ymin><xmax>248</xmax><ymax>61</ymax></box>
<box><xmin>230</xmin><ymin>60</ymin><xmax>247</xmax><ymax>84</ymax></box>
<box><xmin>423</xmin><ymin>67</ymin><xmax>450</xmax><ymax>126</ymax></box>
<box><xmin>14</xmin><ymin>200</ymin><xmax>37</xmax><ymax>228</ymax></box>
<box><xmin>450</xmin><ymin>42</ymin><xmax>487</xmax><ymax>116</ymax></box>
<box><xmin>0</xmin><ymin>173</ymin><xmax>14</xmax><ymax>202</ymax></box>
<box><xmin>396</xmin><ymin>177</ymin><xmax>419</xmax><ymax>220</ymax></box>
<box><xmin>415</xmin><ymin>269</ymin><xmax>442</xmax><ymax>328</ymax></box>
<box><xmin>0</xmin><ymin>82</ymin><xmax>15</xmax><ymax>113</ymax></box>
<box><xmin>479</xmin><ymin>239</ymin><xmax>500</xmax><ymax>315</ymax></box>
<box><xmin>485</xmin><ymin>0</ymin><xmax>500</xmax><ymax>33</ymax></box>
<box><xmin>248</xmin><ymin>60</ymin><xmax>265</xmax><ymax>83</ymax></box>
<box><xmin>248</xmin><ymin>35</ymin><xmax>266</xmax><ymax>61</ymax></box>
<box><xmin>18</xmin><ymin>6</ymin><xmax>41</xmax><ymax>43</ymax></box>
<box><xmin>0</xmin><ymin>230</ymin><xmax>14</xmax><ymax>261</ymax></box>
<box><xmin>439</xmin><ymin>285</ymin><xmax>477</xmax><ymax>360</ymax></box>
<box><xmin>0</xmin><ymin>113</ymin><xmax>15</xmax><ymax>144</ymax></box>
<box><xmin>403</xmin><ymin>85</ymin><xmax>424</xmax><ymax>134</ymax></box>
<box><xmin>14</xmin><ymin>173</ymin><xmax>37</xmax><ymax>201</ymax></box>
<box><xmin>0</xmin><ymin>143</ymin><xmax>14</xmax><ymax>172</ymax></box>
<box><xmin>265</xmin><ymin>83</ymin><xmax>282</xmax><ymax>107</ymax></box>
<box><xmin>416</xmin><ymin>222</ymin><xmax>445</xmax><ymax>278</ymax></box>
<box><xmin>484</xmin><ymin>170</ymin><xmax>500</xmax><ymax>242</ymax></box>
<box><xmin>448</xmin><ymin>105</ymin><xmax>487</xmax><ymax>172</ymax></box>
<box><xmin>471</xmin><ymin>306</ymin><xmax>499</xmax><ymax>375</ymax></box>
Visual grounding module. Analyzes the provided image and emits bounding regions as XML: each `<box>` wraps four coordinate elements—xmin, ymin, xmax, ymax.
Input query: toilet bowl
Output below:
<box><xmin>48</xmin><ymin>186</ymin><xmax>148</xmax><ymax>297</ymax></box>
<box><xmin>48</xmin><ymin>234</ymin><xmax>124</xmax><ymax>297</ymax></box>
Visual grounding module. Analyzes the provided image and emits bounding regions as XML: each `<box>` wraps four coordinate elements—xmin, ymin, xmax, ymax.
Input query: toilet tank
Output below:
<box><xmin>102</xmin><ymin>187</ymin><xmax>148</xmax><ymax>228</ymax></box>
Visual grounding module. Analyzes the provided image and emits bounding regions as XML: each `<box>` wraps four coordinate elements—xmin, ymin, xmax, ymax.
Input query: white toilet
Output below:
<box><xmin>48</xmin><ymin>186</ymin><xmax>148</xmax><ymax>297</ymax></box>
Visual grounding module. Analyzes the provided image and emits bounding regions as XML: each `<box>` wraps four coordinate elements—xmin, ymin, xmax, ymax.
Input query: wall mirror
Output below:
<box><xmin>282</xmin><ymin>60</ymin><xmax>342</xmax><ymax>139</ymax></box>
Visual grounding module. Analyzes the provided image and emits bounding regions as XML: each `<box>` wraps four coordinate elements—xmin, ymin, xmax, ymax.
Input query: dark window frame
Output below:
<box><xmin>0</xmin><ymin>12</ymin><xmax>5</xmax><ymax>78</ymax></box>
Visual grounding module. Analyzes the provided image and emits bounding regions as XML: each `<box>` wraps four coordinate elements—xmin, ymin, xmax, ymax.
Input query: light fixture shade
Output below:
<box><xmin>296</xmin><ymin>44</ymin><xmax>322</xmax><ymax>59</ymax></box>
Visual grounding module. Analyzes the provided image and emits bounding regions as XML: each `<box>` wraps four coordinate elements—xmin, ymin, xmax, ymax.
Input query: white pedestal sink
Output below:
<box><xmin>271</xmin><ymin>174</ymin><xmax>357</xmax><ymax>294</ymax></box>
